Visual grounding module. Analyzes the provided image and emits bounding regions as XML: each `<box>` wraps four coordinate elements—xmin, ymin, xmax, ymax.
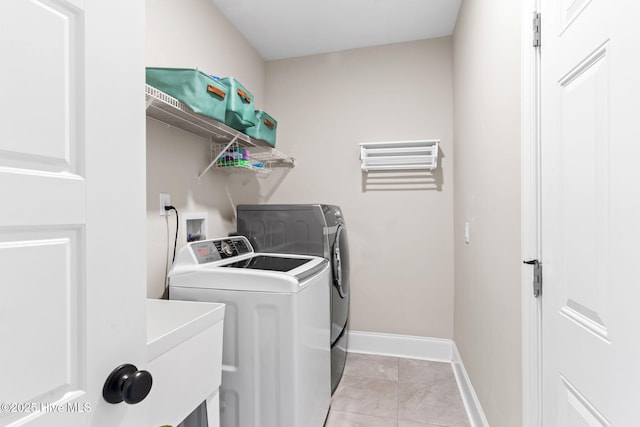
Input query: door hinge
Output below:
<box><xmin>523</xmin><ymin>259</ymin><xmax>542</xmax><ymax>297</ymax></box>
<box><xmin>533</xmin><ymin>12</ymin><xmax>541</xmax><ymax>47</ymax></box>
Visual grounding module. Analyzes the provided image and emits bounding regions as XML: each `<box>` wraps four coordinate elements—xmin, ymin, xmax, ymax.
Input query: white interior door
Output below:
<box><xmin>540</xmin><ymin>1</ymin><xmax>640</xmax><ymax>425</ymax></box>
<box><xmin>0</xmin><ymin>0</ymin><xmax>147</xmax><ymax>426</ymax></box>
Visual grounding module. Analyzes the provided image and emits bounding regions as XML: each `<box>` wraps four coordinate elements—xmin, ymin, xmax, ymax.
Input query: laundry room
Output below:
<box><xmin>6</xmin><ymin>0</ymin><xmax>640</xmax><ymax>425</ymax></box>
<box><xmin>3</xmin><ymin>0</ymin><xmax>531</xmax><ymax>425</ymax></box>
<box><xmin>145</xmin><ymin>0</ymin><xmax>455</xmax><ymax>342</ymax></box>
<box><xmin>144</xmin><ymin>0</ymin><xmax>520</xmax><ymax>426</ymax></box>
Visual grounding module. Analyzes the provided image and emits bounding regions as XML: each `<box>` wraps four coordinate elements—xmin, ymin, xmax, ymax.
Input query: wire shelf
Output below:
<box><xmin>145</xmin><ymin>84</ymin><xmax>295</xmax><ymax>178</ymax></box>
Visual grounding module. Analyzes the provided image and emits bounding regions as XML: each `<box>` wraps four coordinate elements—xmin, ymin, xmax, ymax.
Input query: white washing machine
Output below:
<box><xmin>168</xmin><ymin>236</ymin><xmax>331</xmax><ymax>427</ymax></box>
<box><xmin>236</xmin><ymin>204</ymin><xmax>350</xmax><ymax>394</ymax></box>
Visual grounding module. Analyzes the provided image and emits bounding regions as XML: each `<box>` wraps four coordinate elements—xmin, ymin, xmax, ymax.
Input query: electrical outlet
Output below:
<box><xmin>159</xmin><ymin>193</ymin><xmax>171</xmax><ymax>216</ymax></box>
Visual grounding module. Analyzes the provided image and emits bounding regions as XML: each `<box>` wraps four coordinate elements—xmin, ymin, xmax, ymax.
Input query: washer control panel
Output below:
<box><xmin>190</xmin><ymin>236</ymin><xmax>253</xmax><ymax>264</ymax></box>
<box><xmin>190</xmin><ymin>241</ymin><xmax>221</xmax><ymax>264</ymax></box>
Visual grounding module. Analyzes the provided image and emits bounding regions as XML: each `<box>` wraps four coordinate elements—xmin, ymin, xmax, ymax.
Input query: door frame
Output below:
<box><xmin>521</xmin><ymin>0</ymin><xmax>542</xmax><ymax>425</ymax></box>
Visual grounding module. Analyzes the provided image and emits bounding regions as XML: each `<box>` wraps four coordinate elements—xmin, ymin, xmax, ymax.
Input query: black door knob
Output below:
<box><xmin>103</xmin><ymin>364</ymin><xmax>153</xmax><ymax>404</ymax></box>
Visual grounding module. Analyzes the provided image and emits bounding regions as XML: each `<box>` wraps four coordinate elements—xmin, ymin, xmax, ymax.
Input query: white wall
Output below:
<box><xmin>265</xmin><ymin>39</ymin><xmax>456</xmax><ymax>339</ymax></box>
<box><xmin>145</xmin><ymin>0</ymin><xmax>265</xmax><ymax>106</ymax></box>
<box><xmin>452</xmin><ymin>0</ymin><xmax>522</xmax><ymax>425</ymax></box>
<box><xmin>145</xmin><ymin>0</ymin><xmax>266</xmax><ymax>297</ymax></box>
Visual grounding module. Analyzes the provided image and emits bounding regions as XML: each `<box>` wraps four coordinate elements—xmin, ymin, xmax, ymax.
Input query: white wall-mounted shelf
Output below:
<box><xmin>145</xmin><ymin>84</ymin><xmax>295</xmax><ymax>179</ymax></box>
<box><xmin>359</xmin><ymin>140</ymin><xmax>439</xmax><ymax>172</ymax></box>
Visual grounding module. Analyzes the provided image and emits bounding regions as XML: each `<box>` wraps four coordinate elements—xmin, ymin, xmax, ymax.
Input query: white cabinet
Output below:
<box><xmin>146</xmin><ymin>299</ymin><xmax>225</xmax><ymax>427</ymax></box>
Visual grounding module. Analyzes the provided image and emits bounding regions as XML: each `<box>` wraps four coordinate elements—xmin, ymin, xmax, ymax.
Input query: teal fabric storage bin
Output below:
<box><xmin>146</xmin><ymin>68</ymin><xmax>228</xmax><ymax>123</ymax></box>
<box><xmin>220</xmin><ymin>77</ymin><xmax>257</xmax><ymax>130</ymax></box>
<box><xmin>244</xmin><ymin>111</ymin><xmax>277</xmax><ymax>147</ymax></box>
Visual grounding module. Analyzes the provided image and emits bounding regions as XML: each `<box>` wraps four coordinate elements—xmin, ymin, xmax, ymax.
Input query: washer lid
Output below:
<box><xmin>169</xmin><ymin>256</ymin><xmax>329</xmax><ymax>293</ymax></box>
<box><xmin>169</xmin><ymin>236</ymin><xmax>331</xmax><ymax>292</ymax></box>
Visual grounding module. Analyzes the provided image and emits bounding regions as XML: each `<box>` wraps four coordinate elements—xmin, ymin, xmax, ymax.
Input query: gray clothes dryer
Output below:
<box><xmin>236</xmin><ymin>204</ymin><xmax>350</xmax><ymax>394</ymax></box>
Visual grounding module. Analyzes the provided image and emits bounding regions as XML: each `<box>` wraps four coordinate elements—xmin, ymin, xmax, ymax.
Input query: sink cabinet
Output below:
<box><xmin>146</xmin><ymin>299</ymin><xmax>225</xmax><ymax>427</ymax></box>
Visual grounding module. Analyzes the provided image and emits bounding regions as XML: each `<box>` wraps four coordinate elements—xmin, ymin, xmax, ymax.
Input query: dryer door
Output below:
<box><xmin>332</xmin><ymin>226</ymin><xmax>350</xmax><ymax>298</ymax></box>
<box><xmin>331</xmin><ymin>226</ymin><xmax>350</xmax><ymax>340</ymax></box>
<box><xmin>330</xmin><ymin>224</ymin><xmax>350</xmax><ymax>393</ymax></box>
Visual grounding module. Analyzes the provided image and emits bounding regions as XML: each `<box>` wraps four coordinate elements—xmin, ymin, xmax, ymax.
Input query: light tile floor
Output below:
<box><xmin>324</xmin><ymin>353</ymin><xmax>471</xmax><ymax>427</ymax></box>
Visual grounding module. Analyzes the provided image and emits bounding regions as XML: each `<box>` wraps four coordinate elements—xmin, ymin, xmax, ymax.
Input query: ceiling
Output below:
<box><xmin>211</xmin><ymin>0</ymin><xmax>462</xmax><ymax>60</ymax></box>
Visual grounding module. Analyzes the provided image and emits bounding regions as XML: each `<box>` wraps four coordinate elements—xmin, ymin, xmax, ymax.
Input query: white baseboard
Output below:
<box><xmin>347</xmin><ymin>330</ymin><xmax>454</xmax><ymax>362</ymax></box>
<box><xmin>346</xmin><ymin>330</ymin><xmax>489</xmax><ymax>427</ymax></box>
<box><xmin>452</xmin><ymin>343</ymin><xmax>490</xmax><ymax>427</ymax></box>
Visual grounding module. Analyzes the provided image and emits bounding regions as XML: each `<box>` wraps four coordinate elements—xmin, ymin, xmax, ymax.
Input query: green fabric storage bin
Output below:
<box><xmin>146</xmin><ymin>68</ymin><xmax>228</xmax><ymax>123</ymax></box>
<box><xmin>243</xmin><ymin>111</ymin><xmax>277</xmax><ymax>147</ymax></box>
<box><xmin>220</xmin><ymin>77</ymin><xmax>257</xmax><ymax>130</ymax></box>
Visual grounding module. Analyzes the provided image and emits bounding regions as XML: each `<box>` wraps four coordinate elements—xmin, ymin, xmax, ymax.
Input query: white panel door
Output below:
<box><xmin>541</xmin><ymin>1</ymin><xmax>640</xmax><ymax>425</ymax></box>
<box><xmin>0</xmin><ymin>0</ymin><xmax>147</xmax><ymax>426</ymax></box>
